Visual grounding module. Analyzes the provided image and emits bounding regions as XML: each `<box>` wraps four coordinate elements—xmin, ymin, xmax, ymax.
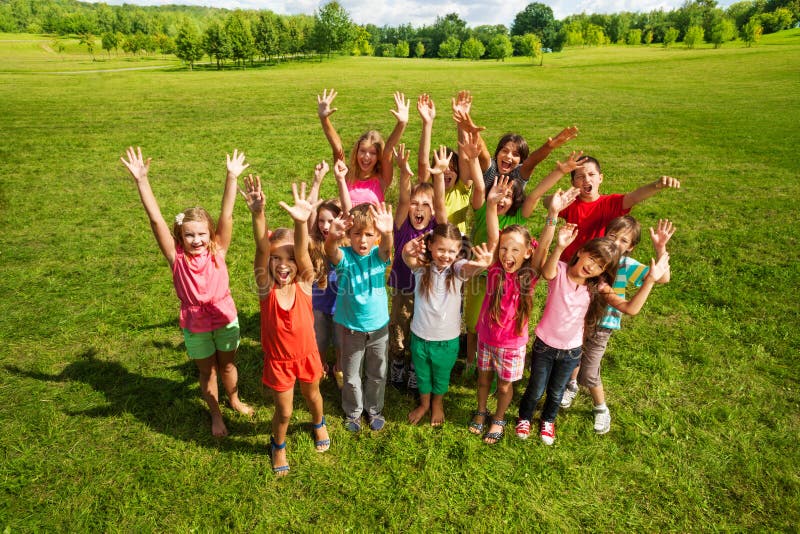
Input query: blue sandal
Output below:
<box><xmin>270</xmin><ymin>436</ymin><xmax>290</xmax><ymax>474</ymax></box>
<box><xmin>312</xmin><ymin>416</ymin><xmax>330</xmax><ymax>452</ymax></box>
<box><xmin>469</xmin><ymin>410</ymin><xmax>491</xmax><ymax>435</ymax></box>
<box><xmin>483</xmin><ymin>420</ymin><xmax>507</xmax><ymax>445</ymax></box>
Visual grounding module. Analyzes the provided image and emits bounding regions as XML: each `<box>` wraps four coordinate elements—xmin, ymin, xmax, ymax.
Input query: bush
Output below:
<box><xmin>684</xmin><ymin>25</ymin><xmax>704</xmax><ymax>48</ymax></box>
<box><xmin>460</xmin><ymin>37</ymin><xmax>485</xmax><ymax>60</ymax></box>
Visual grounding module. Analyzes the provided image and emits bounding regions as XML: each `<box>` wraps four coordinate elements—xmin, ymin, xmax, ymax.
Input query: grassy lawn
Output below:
<box><xmin>1</xmin><ymin>31</ymin><xmax>798</xmax><ymax>531</ymax></box>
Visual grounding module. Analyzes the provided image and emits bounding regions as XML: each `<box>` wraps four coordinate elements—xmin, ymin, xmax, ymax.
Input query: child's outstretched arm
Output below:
<box><xmin>306</xmin><ymin>160</ymin><xmax>330</xmax><ymax>234</ymax></box>
<box><xmin>428</xmin><ymin>145</ymin><xmax>451</xmax><ymax>224</ymax></box>
<box><xmin>519</xmin><ymin>126</ymin><xmax>579</xmax><ymax>181</ymax></box>
<box><xmin>239</xmin><ymin>174</ymin><xmax>272</xmax><ymax>297</ymax></box>
<box><xmin>532</xmin><ymin>188</ymin><xmax>580</xmax><ymax>269</ymax></box>
<box><xmin>279</xmin><ymin>182</ymin><xmax>323</xmax><ymax>291</ymax></box>
<box><xmin>485</xmin><ymin>175</ymin><xmax>512</xmax><ymax>252</ymax></box>
<box><xmin>460</xmin><ymin>242</ymin><xmax>494</xmax><ymax>278</ymax></box>
<box><xmin>324</xmin><ymin>212</ymin><xmax>352</xmax><ymax>267</ymax></box>
<box><xmin>317</xmin><ymin>88</ymin><xmax>346</xmax><ymax>163</ymax></box>
<box><xmin>601</xmin><ymin>253</ymin><xmax>670</xmax><ymax>315</ymax></box>
<box><xmin>522</xmin><ymin>150</ymin><xmax>584</xmax><ymax>218</ymax></box>
<box><xmin>458</xmin><ymin>131</ymin><xmax>486</xmax><ymax>210</ymax></box>
<box><xmin>623</xmin><ymin>175</ymin><xmax>681</xmax><ymax>210</ymax></box>
<box><xmin>401</xmin><ymin>234</ymin><xmax>426</xmax><ymax>270</ymax></box>
<box><xmin>333</xmin><ymin>159</ymin><xmax>353</xmax><ymax>215</ymax></box>
<box><xmin>217</xmin><ymin>149</ymin><xmax>250</xmax><ymax>252</ymax></box>
<box><xmin>543</xmin><ymin>223</ymin><xmax>578</xmax><ymax>280</ymax></box>
<box><xmin>393</xmin><ymin>143</ymin><xmax>413</xmax><ymax>228</ymax></box>
<box><xmin>452</xmin><ymin>107</ymin><xmax>490</xmax><ymax>171</ymax></box>
<box><xmin>416</xmin><ymin>93</ymin><xmax>435</xmax><ymax>182</ymax></box>
<box><xmin>371</xmin><ymin>202</ymin><xmax>394</xmax><ymax>263</ymax></box>
<box><xmin>381</xmin><ymin>91</ymin><xmax>410</xmax><ymax>192</ymax></box>
<box><xmin>649</xmin><ymin>218</ymin><xmax>675</xmax><ymax>283</ymax></box>
<box><xmin>121</xmin><ymin>146</ymin><xmax>176</xmax><ymax>265</ymax></box>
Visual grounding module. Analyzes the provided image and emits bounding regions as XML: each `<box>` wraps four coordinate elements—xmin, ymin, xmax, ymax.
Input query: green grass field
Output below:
<box><xmin>1</xmin><ymin>31</ymin><xmax>799</xmax><ymax>531</ymax></box>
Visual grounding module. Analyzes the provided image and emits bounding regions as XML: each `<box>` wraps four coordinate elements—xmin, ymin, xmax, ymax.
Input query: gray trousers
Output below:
<box><xmin>336</xmin><ymin>323</ymin><xmax>388</xmax><ymax>420</ymax></box>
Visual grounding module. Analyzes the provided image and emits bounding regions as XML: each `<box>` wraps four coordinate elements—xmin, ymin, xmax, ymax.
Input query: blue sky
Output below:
<box><xmin>94</xmin><ymin>0</ymin><xmax>735</xmax><ymax>27</ymax></box>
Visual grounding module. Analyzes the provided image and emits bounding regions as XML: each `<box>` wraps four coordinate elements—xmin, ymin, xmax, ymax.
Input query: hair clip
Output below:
<box><xmin>175</xmin><ymin>213</ymin><xmax>185</xmax><ymax>225</ymax></box>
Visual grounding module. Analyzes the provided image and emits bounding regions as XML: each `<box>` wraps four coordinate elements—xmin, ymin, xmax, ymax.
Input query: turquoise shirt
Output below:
<box><xmin>599</xmin><ymin>256</ymin><xmax>648</xmax><ymax>330</ymax></box>
<box><xmin>333</xmin><ymin>246</ymin><xmax>390</xmax><ymax>332</ymax></box>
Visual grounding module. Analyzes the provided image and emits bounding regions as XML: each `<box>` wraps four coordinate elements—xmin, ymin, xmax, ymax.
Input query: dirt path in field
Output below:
<box><xmin>45</xmin><ymin>65</ymin><xmax>175</xmax><ymax>74</ymax></box>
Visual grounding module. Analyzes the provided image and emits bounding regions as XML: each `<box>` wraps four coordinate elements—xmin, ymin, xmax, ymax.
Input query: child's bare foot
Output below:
<box><xmin>211</xmin><ymin>413</ymin><xmax>228</xmax><ymax>437</ymax></box>
<box><xmin>407</xmin><ymin>404</ymin><xmax>429</xmax><ymax>425</ymax></box>
<box><xmin>230</xmin><ymin>398</ymin><xmax>255</xmax><ymax>417</ymax></box>
<box><xmin>431</xmin><ymin>397</ymin><xmax>445</xmax><ymax>427</ymax></box>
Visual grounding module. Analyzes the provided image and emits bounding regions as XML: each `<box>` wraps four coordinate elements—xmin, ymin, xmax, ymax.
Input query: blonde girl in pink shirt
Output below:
<box><xmin>469</xmin><ymin>180</ymin><xmax>579</xmax><ymax>444</ymax></box>
<box><xmin>121</xmin><ymin>146</ymin><xmax>254</xmax><ymax>437</ymax></box>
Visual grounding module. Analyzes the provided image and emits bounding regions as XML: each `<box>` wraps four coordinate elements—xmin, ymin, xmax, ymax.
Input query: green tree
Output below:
<box><xmin>154</xmin><ymin>33</ymin><xmax>176</xmax><ymax>57</ymax></box>
<box><xmin>684</xmin><ymin>24</ymin><xmax>705</xmax><ymax>48</ymax></box>
<box><xmin>175</xmin><ymin>20</ymin><xmax>204</xmax><ymax>70</ymax></box>
<box><xmin>516</xmin><ymin>32</ymin><xmax>542</xmax><ymax>64</ymax></box>
<box><xmin>414</xmin><ymin>41</ymin><xmax>425</xmax><ymax>57</ymax></box>
<box><xmin>225</xmin><ymin>11</ymin><xmax>254</xmax><ymax>66</ymax></box>
<box><xmin>351</xmin><ymin>25</ymin><xmax>374</xmax><ymax>56</ymax></box>
<box><xmin>711</xmin><ymin>16</ymin><xmax>736</xmax><ymax>47</ymax></box>
<box><xmin>460</xmin><ymin>37</ymin><xmax>485</xmax><ymax>60</ymax></box>
<box><xmin>101</xmin><ymin>31</ymin><xmax>118</xmax><ymax>57</ymax></box>
<box><xmin>511</xmin><ymin>2</ymin><xmax>558</xmax><ymax>49</ymax></box>
<box><xmin>487</xmin><ymin>34</ymin><xmax>513</xmax><ymax>60</ymax></box>
<box><xmin>563</xmin><ymin>21</ymin><xmax>584</xmax><ymax>46</ymax></box>
<box><xmin>437</xmin><ymin>35</ymin><xmax>461</xmax><ymax>58</ymax></box>
<box><xmin>395</xmin><ymin>39</ymin><xmax>410</xmax><ymax>57</ymax></box>
<box><xmin>584</xmin><ymin>24</ymin><xmax>607</xmax><ymax>46</ymax></box>
<box><xmin>608</xmin><ymin>12</ymin><xmax>632</xmax><ymax>43</ymax></box>
<box><xmin>254</xmin><ymin>12</ymin><xmax>280</xmax><ymax>61</ymax></box>
<box><xmin>312</xmin><ymin>1</ymin><xmax>353</xmax><ymax>57</ymax></box>
<box><xmin>430</xmin><ymin>13</ymin><xmax>468</xmax><ymax>56</ymax></box>
<box><xmin>626</xmin><ymin>28</ymin><xmax>642</xmax><ymax>45</ymax></box>
<box><xmin>79</xmin><ymin>32</ymin><xmax>97</xmax><ymax>60</ymax></box>
<box><xmin>204</xmin><ymin>20</ymin><xmax>232</xmax><ymax>69</ymax></box>
<box><xmin>726</xmin><ymin>0</ymin><xmax>758</xmax><ymax>30</ymax></box>
<box><xmin>663</xmin><ymin>27</ymin><xmax>680</xmax><ymax>46</ymax></box>
<box><xmin>741</xmin><ymin>16</ymin><xmax>763</xmax><ymax>45</ymax></box>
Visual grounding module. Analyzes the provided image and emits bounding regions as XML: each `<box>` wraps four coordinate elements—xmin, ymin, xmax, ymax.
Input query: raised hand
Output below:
<box><xmin>654</xmin><ymin>175</ymin><xmax>681</xmax><ymax>190</ymax></box>
<box><xmin>417</xmin><ymin>93</ymin><xmax>436</xmax><ymax>123</ymax></box>
<box><xmin>239</xmin><ymin>174</ymin><xmax>265</xmax><ymax>213</ymax></box>
<box><xmin>314</xmin><ymin>160</ymin><xmax>330</xmax><ymax>183</ymax></box>
<box><xmin>226</xmin><ymin>149</ymin><xmax>249</xmax><ymax>179</ymax></box>
<box><xmin>429</xmin><ymin>145</ymin><xmax>452</xmax><ymax>176</ymax></box>
<box><xmin>546</xmin><ymin>126</ymin><xmax>579</xmax><ymax>149</ymax></box>
<box><xmin>333</xmin><ymin>159</ymin><xmax>348</xmax><ymax>181</ymax></box>
<box><xmin>458</xmin><ymin>131</ymin><xmax>480</xmax><ymax>160</ymax></box>
<box><xmin>317</xmin><ymin>88</ymin><xmax>338</xmax><ymax>119</ymax></box>
<box><xmin>487</xmin><ymin>175</ymin><xmax>512</xmax><ymax>206</ymax></box>
<box><xmin>279</xmin><ymin>182</ymin><xmax>323</xmax><ymax>223</ymax></box>
<box><xmin>120</xmin><ymin>146</ymin><xmax>151</xmax><ymax>182</ymax></box>
<box><xmin>650</xmin><ymin>219</ymin><xmax>676</xmax><ymax>252</ymax></box>
<box><xmin>451</xmin><ymin>90</ymin><xmax>472</xmax><ymax>116</ymax></box>
<box><xmin>557</xmin><ymin>223</ymin><xmax>579</xmax><ymax>248</ymax></box>
<box><xmin>452</xmin><ymin>109</ymin><xmax>485</xmax><ymax>134</ymax></box>
<box><xmin>556</xmin><ymin>150</ymin><xmax>585</xmax><ymax>175</ymax></box>
<box><xmin>549</xmin><ymin>187</ymin><xmax>581</xmax><ymax>214</ymax></box>
<box><xmin>470</xmin><ymin>242</ymin><xmax>494</xmax><ymax>267</ymax></box>
<box><xmin>370</xmin><ymin>202</ymin><xmax>394</xmax><ymax>234</ymax></box>
<box><xmin>393</xmin><ymin>143</ymin><xmax>413</xmax><ymax>176</ymax></box>
<box><xmin>328</xmin><ymin>212</ymin><xmax>353</xmax><ymax>241</ymax></box>
<box><xmin>646</xmin><ymin>252</ymin><xmax>670</xmax><ymax>282</ymax></box>
<box><xmin>390</xmin><ymin>91</ymin><xmax>410</xmax><ymax>124</ymax></box>
<box><xmin>404</xmin><ymin>234</ymin><xmax>427</xmax><ymax>261</ymax></box>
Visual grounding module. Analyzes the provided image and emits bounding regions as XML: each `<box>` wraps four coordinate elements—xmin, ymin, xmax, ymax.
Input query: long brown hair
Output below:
<box><xmin>173</xmin><ymin>206</ymin><xmax>219</xmax><ymax>256</ymax></box>
<box><xmin>348</xmin><ymin>130</ymin><xmax>385</xmax><ymax>183</ymax></box>
<box><xmin>417</xmin><ymin>223</ymin><xmax>463</xmax><ymax>299</ymax></box>
<box><xmin>309</xmin><ymin>200</ymin><xmax>342</xmax><ymax>288</ymax></box>
<box><xmin>488</xmin><ymin>224</ymin><xmax>538</xmax><ymax>336</ymax></box>
<box><xmin>569</xmin><ymin>237</ymin><xmax>620</xmax><ymax>334</ymax></box>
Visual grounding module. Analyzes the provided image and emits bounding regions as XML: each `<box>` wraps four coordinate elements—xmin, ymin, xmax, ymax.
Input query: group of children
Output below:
<box><xmin>121</xmin><ymin>89</ymin><xmax>679</xmax><ymax>475</ymax></box>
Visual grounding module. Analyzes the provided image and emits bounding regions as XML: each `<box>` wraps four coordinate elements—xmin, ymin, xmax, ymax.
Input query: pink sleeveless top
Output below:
<box><xmin>172</xmin><ymin>246</ymin><xmax>237</xmax><ymax>333</ymax></box>
<box><xmin>348</xmin><ymin>177</ymin><xmax>384</xmax><ymax>206</ymax></box>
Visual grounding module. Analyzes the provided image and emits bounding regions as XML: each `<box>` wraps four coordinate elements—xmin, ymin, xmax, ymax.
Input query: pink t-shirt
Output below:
<box><xmin>172</xmin><ymin>246</ymin><xmax>237</xmax><ymax>333</ymax></box>
<box><xmin>476</xmin><ymin>263</ymin><xmax>538</xmax><ymax>349</ymax></box>
<box><xmin>348</xmin><ymin>177</ymin><xmax>384</xmax><ymax>206</ymax></box>
<box><xmin>535</xmin><ymin>261</ymin><xmax>590</xmax><ymax>350</ymax></box>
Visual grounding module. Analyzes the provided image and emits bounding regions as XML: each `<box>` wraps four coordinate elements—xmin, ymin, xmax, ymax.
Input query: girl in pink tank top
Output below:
<box><xmin>121</xmin><ymin>146</ymin><xmax>254</xmax><ymax>439</ymax></box>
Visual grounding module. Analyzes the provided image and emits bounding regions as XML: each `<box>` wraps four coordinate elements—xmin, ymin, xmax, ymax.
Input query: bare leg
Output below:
<box><xmin>300</xmin><ymin>380</ymin><xmax>329</xmax><ymax>451</ymax></box>
<box><xmin>589</xmin><ymin>384</ymin><xmax>605</xmax><ymax>406</ymax></box>
<box><xmin>217</xmin><ymin>349</ymin><xmax>254</xmax><ymax>416</ymax></box>
<box><xmin>195</xmin><ymin>356</ymin><xmax>227</xmax><ymax>437</ymax></box>
<box><xmin>271</xmin><ymin>388</ymin><xmax>294</xmax><ymax>476</ymax></box>
<box><xmin>430</xmin><ymin>394</ymin><xmax>445</xmax><ymax>427</ymax></box>
<box><xmin>484</xmin><ymin>379</ymin><xmax>512</xmax><ymax>444</ymax></box>
<box><xmin>466</xmin><ymin>333</ymin><xmax>477</xmax><ymax>368</ymax></box>
<box><xmin>470</xmin><ymin>369</ymin><xmax>493</xmax><ymax>434</ymax></box>
<box><xmin>408</xmin><ymin>393</ymin><xmax>431</xmax><ymax>425</ymax></box>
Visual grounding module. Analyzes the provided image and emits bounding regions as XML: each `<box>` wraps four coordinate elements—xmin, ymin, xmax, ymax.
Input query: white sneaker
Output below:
<box><xmin>560</xmin><ymin>382</ymin><xmax>579</xmax><ymax>408</ymax></box>
<box><xmin>540</xmin><ymin>420</ymin><xmax>556</xmax><ymax>446</ymax></box>
<box><xmin>593</xmin><ymin>408</ymin><xmax>611</xmax><ymax>435</ymax></box>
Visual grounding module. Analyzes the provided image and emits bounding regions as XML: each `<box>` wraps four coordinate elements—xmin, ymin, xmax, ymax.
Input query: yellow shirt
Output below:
<box><xmin>444</xmin><ymin>180</ymin><xmax>472</xmax><ymax>235</ymax></box>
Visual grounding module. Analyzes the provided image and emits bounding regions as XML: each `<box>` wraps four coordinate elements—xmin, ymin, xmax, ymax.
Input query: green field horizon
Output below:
<box><xmin>1</xmin><ymin>30</ymin><xmax>798</xmax><ymax>531</ymax></box>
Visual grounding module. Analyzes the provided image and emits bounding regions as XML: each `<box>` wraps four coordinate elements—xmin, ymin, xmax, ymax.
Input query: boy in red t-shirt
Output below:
<box><xmin>555</xmin><ymin>156</ymin><xmax>681</xmax><ymax>261</ymax></box>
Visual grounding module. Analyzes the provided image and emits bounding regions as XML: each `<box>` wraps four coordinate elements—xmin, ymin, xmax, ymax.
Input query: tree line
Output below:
<box><xmin>1</xmin><ymin>0</ymin><xmax>797</xmax><ymax>66</ymax></box>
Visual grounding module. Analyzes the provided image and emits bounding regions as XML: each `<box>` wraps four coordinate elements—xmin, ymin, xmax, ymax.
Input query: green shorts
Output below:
<box><xmin>183</xmin><ymin>318</ymin><xmax>240</xmax><ymax>360</ymax></box>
